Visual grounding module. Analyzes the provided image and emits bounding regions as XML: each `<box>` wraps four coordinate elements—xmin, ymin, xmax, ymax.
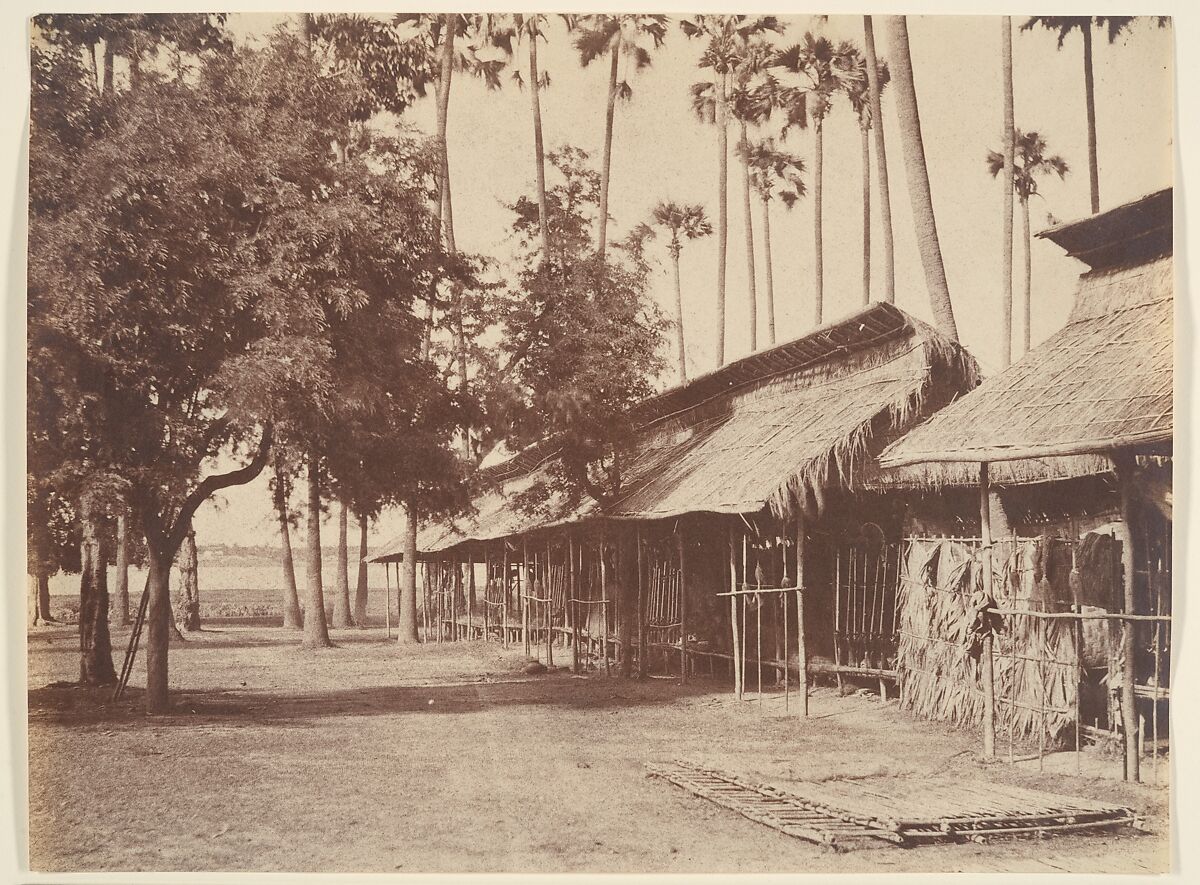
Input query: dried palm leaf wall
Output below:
<box><xmin>897</xmin><ymin>536</ymin><xmax>1120</xmax><ymax>745</ymax></box>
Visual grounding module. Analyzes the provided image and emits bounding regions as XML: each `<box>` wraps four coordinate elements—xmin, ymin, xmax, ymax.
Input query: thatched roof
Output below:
<box><xmin>881</xmin><ymin>190</ymin><xmax>1173</xmax><ymax>470</ymax></box>
<box><xmin>372</xmin><ymin>302</ymin><xmax>980</xmax><ymax>560</ymax></box>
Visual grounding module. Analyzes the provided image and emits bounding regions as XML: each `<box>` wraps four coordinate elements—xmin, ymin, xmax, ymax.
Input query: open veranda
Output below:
<box><xmin>28</xmin><ymin>612</ymin><xmax>1167</xmax><ymax>875</ymax></box>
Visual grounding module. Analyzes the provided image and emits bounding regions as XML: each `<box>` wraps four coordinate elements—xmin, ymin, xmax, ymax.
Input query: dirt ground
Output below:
<box><xmin>26</xmin><ymin>622</ymin><xmax>1170</xmax><ymax>874</ymax></box>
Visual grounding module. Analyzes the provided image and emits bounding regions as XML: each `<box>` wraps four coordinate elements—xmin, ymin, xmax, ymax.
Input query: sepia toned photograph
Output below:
<box><xmin>21</xmin><ymin>8</ymin><xmax>1176</xmax><ymax>877</ymax></box>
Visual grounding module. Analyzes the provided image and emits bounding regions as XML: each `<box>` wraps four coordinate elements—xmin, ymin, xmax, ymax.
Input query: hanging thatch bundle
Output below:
<box><xmin>897</xmin><ymin>537</ymin><xmax>1079</xmax><ymax>745</ymax></box>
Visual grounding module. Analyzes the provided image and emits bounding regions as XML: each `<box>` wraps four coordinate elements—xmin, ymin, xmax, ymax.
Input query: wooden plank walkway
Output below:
<box><xmin>649</xmin><ymin>760</ymin><xmax>1140</xmax><ymax>849</ymax></box>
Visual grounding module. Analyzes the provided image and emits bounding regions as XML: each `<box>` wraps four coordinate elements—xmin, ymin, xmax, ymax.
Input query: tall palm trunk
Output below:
<box><xmin>813</xmin><ymin>117</ymin><xmax>825</xmax><ymax>326</ymax></box>
<box><xmin>303</xmin><ymin>453</ymin><xmax>332</xmax><ymax>648</ymax></box>
<box><xmin>739</xmin><ymin>123</ymin><xmax>758</xmax><ymax>351</ymax></box>
<box><xmin>885</xmin><ymin>16</ymin><xmax>958</xmax><ymax>342</ymax></box>
<box><xmin>529</xmin><ymin>28</ymin><xmax>552</xmax><ymax>259</ymax></box>
<box><xmin>597</xmin><ymin>41</ymin><xmax>620</xmax><ymax>258</ymax></box>
<box><xmin>332</xmin><ymin>500</ymin><xmax>353</xmax><ymax>627</ymax></box>
<box><xmin>1000</xmin><ymin>16</ymin><xmax>1015</xmax><ymax>369</ymax></box>
<box><xmin>114</xmin><ymin>511</ymin><xmax>130</xmax><ymax>626</ymax></box>
<box><xmin>670</xmin><ymin>243</ymin><xmax>687</xmax><ymax>383</ymax></box>
<box><xmin>1082</xmin><ymin>25</ymin><xmax>1099</xmax><ymax>214</ymax></box>
<box><xmin>354</xmin><ymin>513</ymin><xmax>369</xmax><ymax>625</ymax></box>
<box><xmin>715</xmin><ymin>71</ymin><xmax>729</xmax><ymax>366</ymax></box>
<box><xmin>860</xmin><ymin>122</ymin><xmax>871</xmax><ymax>306</ymax></box>
<box><xmin>863</xmin><ymin>16</ymin><xmax>895</xmax><ymax>303</ymax></box>
<box><xmin>397</xmin><ymin>504</ymin><xmax>420</xmax><ymax>643</ymax></box>
<box><xmin>761</xmin><ymin>197</ymin><xmax>776</xmax><ymax>346</ymax></box>
<box><xmin>1021</xmin><ymin>196</ymin><xmax>1033</xmax><ymax>355</ymax></box>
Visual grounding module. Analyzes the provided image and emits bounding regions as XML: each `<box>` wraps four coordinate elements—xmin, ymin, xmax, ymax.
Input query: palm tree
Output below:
<box><xmin>681</xmin><ymin>15</ymin><xmax>782</xmax><ymax>367</ymax></box>
<box><xmin>1020</xmin><ymin>16</ymin><xmax>1143</xmax><ymax>215</ymax></box>
<box><xmin>773</xmin><ymin>33</ymin><xmax>861</xmax><ymax>327</ymax></box>
<box><xmin>741</xmin><ymin>138</ymin><xmax>805</xmax><ymax>346</ymax></box>
<box><xmin>987</xmin><ymin>130</ymin><xmax>1069</xmax><ymax>355</ymax></box>
<box><xmin>1000</xmin><ymin>16</ymin><xmax>1016</xmax><ymax>370</ymax></box>
<box><xmin>884</xmin><ymin>16</ymin><xmax>958</xmax><ymax>341</ymax></box>
<box><xmin>512</xmin><ymin>14</ymin><xmax>554</xmax><ymax>259</ymax></box>
<box><xmin>651</xmin><ymin>202</ymin><xmax>713</xmax><ymax>382</ymax></box>
<box><xmin>862</xmin><ymin>16</ymin><xmax>895</xmax><ymax>304</ymax></box>
<box><xmin>572</xmin><ymin>15</ymin><xmax>668</xmax><ymax>258</ymax></box>
<box><xmin>846</xmin><ymin>48</ymin><xmax>890</xmax><ymax>307</ymax></box>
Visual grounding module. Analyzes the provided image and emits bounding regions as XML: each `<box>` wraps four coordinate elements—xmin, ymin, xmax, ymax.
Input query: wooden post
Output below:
<box><xmin>1113</xmin><ymin>453</ymin><xmax>1141</xmax><ymax>783</ymax></box>
<box><xmin>729</xmin><ymin>523</ymin><xmax>742</xmax><ymax>700</ymax></box>
<box><xmin>796</xmin><ymin>512</ymin><xmax>808</xmax><ymax>717</ymax></box>
<box><xmin>502</xmin><ymin>544</ymin><xmax>510</xmax><ymax>648</ymax></box>
<box><xmin>636</xmin><ymin>526</ymin><xmax>646</xmax><ymax>679</ymax></box>
<box><xmin>979</xmin><ymin>462</ymin><xmax>997</xmax><ymax>760</ymax></box>
<box><xmin>467</xmin><ymin>548</ymin><xmax>475</xmax><ymax>640</ymax></box>
<box><xmin>678</xmin><ymin>527</ymin><xmax>688</xmax><ymax>685</ymax></box>
<box><xmin>521</xmin><ymin>538</ymin><xmax>529</xmax><ymax>656</ymax></box>
<box><xmin>385</xmin><ymin>561</ymin><xmax>392</xmax><ymax>639</ymax></box>
<box><xmin>570</xmin><ymin>534</ymin><xmax>580</xmax><ymax>674</ymax></box>
<box><xmin>545</xmin><ymin>538</ymin><xmax>554</xmax><ymax>667</ymax></box>
<box><xmin>600</xmin><ymin>528</ymin><xmax>610</xmax><ymax>676</ymax></box>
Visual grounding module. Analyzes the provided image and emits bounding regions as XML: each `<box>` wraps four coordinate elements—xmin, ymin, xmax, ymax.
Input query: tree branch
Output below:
<box><xmin>167</xmin><ymin>422</ymin><xmax>274</xmax><ymax>554</ymax></box>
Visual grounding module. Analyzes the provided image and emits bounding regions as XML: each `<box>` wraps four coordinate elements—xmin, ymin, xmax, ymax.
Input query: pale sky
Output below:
<box><xmin>194</xmin><ymin>12</ymin><xmax>1175</xmax><ymax>549</ymax></box>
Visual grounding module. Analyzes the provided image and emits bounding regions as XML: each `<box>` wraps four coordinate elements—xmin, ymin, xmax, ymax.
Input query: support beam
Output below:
<box><xmin>1113</xmin><ymin>452</ymin><xmax>1141</xmax><ymax>783</ymax></box>
<box><xmin>677</xmin><ymin>526</ymin><xmax>688</xmax><ymax>685</ymax></box>
<box><xmin>979</xmin><ymin>462</ymin><xmax>997</xmax><ymax>760</ymax></box>
<box><xmin>636</xmin><ymin>526</ymin><xmax>646</xmax><ymax>679</ymax></box>
<box><xmin>796</xmin><ymin>513</ymin><xmax>808</xmax><ymax>717</ymax></box>
<box><xmin>728</xmin><ymin>523</ymin><xmax>742</xmax><ymax>700</ymax></box>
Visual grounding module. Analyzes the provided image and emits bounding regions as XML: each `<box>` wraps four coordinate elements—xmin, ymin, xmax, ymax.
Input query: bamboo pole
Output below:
<box><xmin>1071</xmin><ymin>528</ymin><xmax>1082</xmax><ymax>775</ymax></box>
<box><xmin>600</xmin><ymin>528</ymin><xmax>610</xmax><ymax>677</ymax></box>
<box><xmin>729</xmin><ymin>524</ymin><xmax>741</xmax><ymax>700</ymax></box>
<box><xmin>467</xmin><ymin>548</ymin><xmax>475</xmax><ymax>641</ymax></box>
<box><xmin>636</xmin><ymin>526</ymin><xmax>645</xmax><ymax>679</ymax></box>
<box><xmin>522</xmin><ymin>539</ymin><xmax>529</xmax><ymax>656</ymax></box>
<box><xmin>678</xmin><ymin>528</ymin><xmax>688</xmax><ymax>685</ymax></box>
<box><xmin>834</xmin><ymin>547</ymin><xmax>844</xmax><ymax>694</ymax></box>
<box><xmin>545</xmin><ymin>537</ymin><xmax>553</xmax><ymax>667</ymax></box>
<box><xmin>979</xmin><ymin>463</ymin><xmax>997</xmax><ymax>760</ymax></box>
<box><xmin>796</xmin><ymin>512</ymin><xmax>808</xmax><ymax>717</ymax></box>
<box><xmin>783</xmin><ymin>586</ymin><xmax>789</xmax><ymax>712</ymax></box>
<box><xmin>385</xmin><ymin>561</ymin><xmax>392</xmax><ymax>640</ymax></box>
<box><xmin>570</xmin><ymin>535</ymin><xmax>580</xmax><ymax>674</ymax></box>
<box><xmin>756</xmin><ymin>591</ymin><xmax>763</xmax><ymax>711</ymax></box>
<box><xmin>1039</xmin><ymin>614</ymin><xmax>1047</xmax><ymax>772</ymax></box>
<box><xmin>1113</xmin><ymin>453</ymin><xmax>1140</xmax><ymax>783</ymax></box>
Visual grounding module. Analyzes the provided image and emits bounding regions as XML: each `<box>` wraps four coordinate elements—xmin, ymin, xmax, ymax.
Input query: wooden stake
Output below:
<box><xmin>678</xmin><ymin>527</ymin><xmax>688</xmax><ymax>685</ymax></box>
<box><xmin>1113</xmin><ymin>452</ymin><xmax>1140</xmax><ymax>783</ymax></box>
<box><xmin>979</xmin><ymin>462</ymin><xmax>997</xmax><ymax>760</ymax></box>
<box><xmin>796</xmin><ymin>513</ymin><xmax>808</xmax><ymax>717</ymax></box>
<box><xmin>729</xmin><ymin>524</ymin><xmax>741</xmax><ymax>700</ymax></box>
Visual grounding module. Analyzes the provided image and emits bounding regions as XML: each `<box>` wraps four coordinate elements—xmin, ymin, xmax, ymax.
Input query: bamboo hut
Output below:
<box><xmin>373</xmin><ymin>301</ymin><xmax>992</xmax><ymax>702</ymax></box>
<box><xmin>880</xmin><ymin>188</ymin><xmax>1172</xmax><ymax>780</ymax></box>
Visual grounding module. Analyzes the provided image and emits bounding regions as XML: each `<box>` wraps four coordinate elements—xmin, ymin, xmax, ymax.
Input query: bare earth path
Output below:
<box><xmin>26</xmin><ymin>624</ymin><xmax>1169</xmax><ymax>873</ymax></box>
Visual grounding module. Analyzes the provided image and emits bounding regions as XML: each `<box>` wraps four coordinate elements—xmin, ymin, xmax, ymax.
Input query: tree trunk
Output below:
<box><xmin>87</xmin><ymin>40</ymin><xmax>100</xmax><ymax>93</ymax></box>
<box><xmin>174</xmin><ymin>525</ymin><xmax>201</xmax><ymax>632</ymax></box>
<box><xmin>277</xmin><ymin>485</ymin><xmax>303</xmax><ymax>630</ymax></box>
<box><xmin>863</xmin><ymin>16</ymin><xmax>895</xmax><ymax>303</ymax></box>
<box><xmin>1022</xmin><ymin>196</ymin><xmax>1033</xmax><ymax>356</ymax></box>
<box><xmin>671</xmin><ymin>248</ymin><xmax>687</xmax><ymax>383</ymax></box>
<box><xmin>102</xmin><ymin>40</ymin><xmax>114</xmax><ymax>94</ymax></box>
<box><xmin>715</xmin><ymin>71</ymin><xmax>729</xmax><ymax>366</ymax></box>
<box><xmin>114</xmin><ymin>511</ymin><xmax>130</xmax><ymax>626</ymax></box>
<box><xmin>397</xmin><ymin>504</ymin><xmax>420</xmax><ymax>643</ymax></box>
<box><xmin>762</xmin><ymin>198</ymin><xmax>776</xmax><ymax>347</ymax></box>
<box><xmin>813</xmin><ymin>118</ymin><xmax>824</xmax><ymax>327</ymax></box>
<box><xmin>740</xmin><ymin>122</ymin><xmax>758</xmax><ymax>352</ymax></box>
<box><xmin>885</xmin><ymin>16</ymin><xmax>959</xmax><ymax>342</ymax></box>
<box><xmin>145</xmin><ymin>543</ymin><xmax>172</xmax><ymax>712</ymax></box>
<box><xmin>1000</xmin><ymin>16</ymin><xmax>1015</xmax><ymax>370</ymax></box>
<box><xmin>32</xmin><ymin>569</ymin><xmax>54</xmax><ymax>626</ymax></box>
<box><xmin>78</xmin><ymin>498</ymin><xmax>116</xmax><ymax>686</ymax></box>
<box><xmin>1082</xmin><ymin>24</ymin><xmax>1099</xmax><ymax>214</ymax></box>
<box><xmin>597</xmin><ymin>41</ymin><xmax>620</xmax><ymax>258</ymax></box>
<box><xmin>303</xmin><ymin>454</ymin><xmax>332</xmax><ymax>648</ymax></box>
<box><xmin>332</xmin><ymin>500</ymin><xmax>353</xmax><ymax>627</ymax></box>
<box><xmin>861</xmin><ymin>122</ymin><xmax>871</xmax><ymax>306</ymax></box>
<box><xmin>354</xmin><ymin>512</ymin><xmax>369</xmax><ymax>626</ymax></box>
<box><xmin>529</xmin><ymin>27</ymin><xmax>551</xmax><ymax>259</ymax></box>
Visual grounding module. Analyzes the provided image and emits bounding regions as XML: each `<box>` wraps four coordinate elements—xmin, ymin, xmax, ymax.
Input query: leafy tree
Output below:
<box><xmin>487</xmin><ymin>147</ymin><xmax>668</xmax><ymax>510</ymax></box>
<box><xmin>987</xmin><ymin>130</ymin><xmax>1069</xmax><ymax>356</ymax></box>
<box><xmin>649</xmin><ymin>202</ymin><xmax>713</xmax><ymax>382</ymax></box>
<box><xmin>571</xmin><ymin>14</ymin><xmax>668</xmax><ymax>258</ymax></box>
